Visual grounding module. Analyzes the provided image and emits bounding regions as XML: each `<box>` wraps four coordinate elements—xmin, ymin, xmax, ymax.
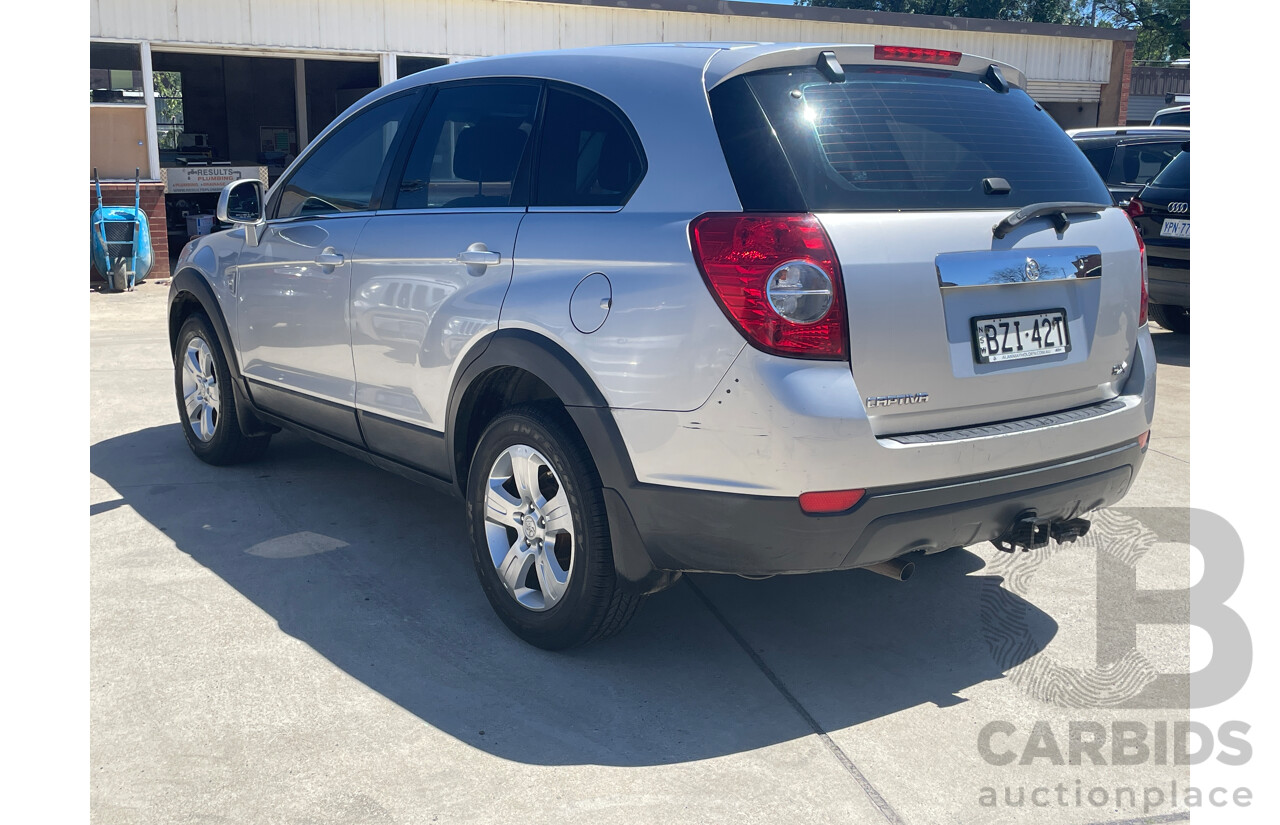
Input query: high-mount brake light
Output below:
<box><xmin>689</xmin><ymin>214</ymin><xmax>847</xmax><ymax>360</ymax></box>
<box><xmin>873</xmin><ymin>46</ymin><xmax>963</xmax><ymax>66</ymax></box>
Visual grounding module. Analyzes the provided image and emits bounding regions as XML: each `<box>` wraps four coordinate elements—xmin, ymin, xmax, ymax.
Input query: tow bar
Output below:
<box><xmin>991</xmin><ymin>509</ymin><xmax>1092</xmax><ymax>553</ymax></box>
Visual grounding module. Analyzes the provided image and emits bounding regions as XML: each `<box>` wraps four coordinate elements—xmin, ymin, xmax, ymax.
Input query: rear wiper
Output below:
<box><xmin>992</xmin><ymin>202</ymin><xmax>1109</xmax><ymax>239</ymax></box>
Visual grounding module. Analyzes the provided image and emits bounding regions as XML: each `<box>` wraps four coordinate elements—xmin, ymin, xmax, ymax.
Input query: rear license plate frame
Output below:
<box><xmin>1160</xmin><ymin>218</ymin><xmax>1191</xmax><ymax>239</ymax></box>
<box><xmin>970</xmin><ymin>308</ymin><xmax>1071</xmax><ymax>365</ymax></box>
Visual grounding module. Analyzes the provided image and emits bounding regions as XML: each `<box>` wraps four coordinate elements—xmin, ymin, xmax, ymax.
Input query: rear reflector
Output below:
<box><xmin>1138</xmin><ymin>430</ymin><xmax>1150</xmax><ymax>451</ymax></box>
<box><xmin>799</xmin><ymin>489</ymin><xmax>866</xmax><ymax>514</ymax></box>
<box><xmin>874</xmin><ymin>45</ymin><xmax>963</xmax><ymax>66</ymax></box>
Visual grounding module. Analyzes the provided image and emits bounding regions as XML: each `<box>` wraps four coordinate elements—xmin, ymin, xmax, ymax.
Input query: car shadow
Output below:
<box><xmin>91</xmin><ymin>424</ymin><xmax>1057</xmax><ymax>767</ymax></box>
<box><xmin>1151</xmin><ymin>327</ymin><xmax>1189</xmax><ymax>367</ymax></box>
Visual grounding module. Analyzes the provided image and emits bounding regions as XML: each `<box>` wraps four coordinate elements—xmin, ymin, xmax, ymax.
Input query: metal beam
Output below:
<box><xmin>139</xmin><ymin>40</ymin><xmax>161</xmax><ymax>180</ymax></box>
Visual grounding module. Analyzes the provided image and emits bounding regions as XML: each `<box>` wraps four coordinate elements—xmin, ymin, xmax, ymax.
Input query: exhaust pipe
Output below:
<box><xmin>864</xmin><ymin>557</ymin><xmax>915</xmax><ymax>582</ymax></box>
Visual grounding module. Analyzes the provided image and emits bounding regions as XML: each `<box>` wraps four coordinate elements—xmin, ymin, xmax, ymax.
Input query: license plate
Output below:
<box><xmin>972</xmin><ymin>309</ymin><xmax>1070</xmax><ymax>364</ymax></box>
<box><xmin>1160</xmin><ymin>218</ymin><xmax>1191</xmax><ymax>238</ymax></box>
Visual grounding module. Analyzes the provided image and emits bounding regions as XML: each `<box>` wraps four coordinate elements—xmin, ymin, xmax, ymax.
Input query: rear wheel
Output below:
<box><xmin>1148</xmin><ymin>303</ymin><xmax>1189</xmax><ymax>334</ymax></box>
<box><xmin>174</xmin><ymin>314</ymin><xmax>271</xmax><ymax>465</ymax></box>
<box><xmin>466</xmin><ymin>405</ymin><xmax>641</xmax><ymax>649</ymax></box>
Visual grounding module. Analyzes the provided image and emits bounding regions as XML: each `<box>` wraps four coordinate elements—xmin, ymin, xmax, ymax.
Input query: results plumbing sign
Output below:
<box><xmin>161</xmin><ymin>166</ymin><xmax>268</xmax><ymax>194</ymax></box>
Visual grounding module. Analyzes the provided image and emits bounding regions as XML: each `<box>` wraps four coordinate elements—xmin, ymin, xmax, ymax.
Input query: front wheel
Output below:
<box><xmin>466</xmin><ymin>405</ymin><xmax>641</xmax><ymax>649</ymax></box>
<box><xmin>174</xmin><ymin>313</ymin><xmax>271</xmax><ymax>465</ymax></box>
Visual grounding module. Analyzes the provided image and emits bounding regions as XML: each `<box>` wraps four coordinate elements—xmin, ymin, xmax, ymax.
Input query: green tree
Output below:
<box><xmin>1095</xmin><ymin>1</ymin><xmax>1189</xmax><ymax>60</ymax></box>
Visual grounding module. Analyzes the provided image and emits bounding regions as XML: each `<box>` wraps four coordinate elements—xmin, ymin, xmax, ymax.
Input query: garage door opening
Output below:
<box><xmin>151</xmin><ymin>51</ymin><xmax>379</xmax><ymax>262</ymax></box>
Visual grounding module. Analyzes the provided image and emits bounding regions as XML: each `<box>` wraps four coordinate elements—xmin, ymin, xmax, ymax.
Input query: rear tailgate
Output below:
<box><xmin>819</xmin><ymin>208</ymin><xmax>1142</xmax><ymax>435</ymax></box>
<box><xmin>711</xmin><ymin>52</ymin><xmax>1142</xmax><ymax>436</ymax></box>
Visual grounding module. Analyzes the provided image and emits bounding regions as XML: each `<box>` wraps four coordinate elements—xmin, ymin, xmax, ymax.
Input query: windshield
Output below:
<box><xmin>1152</xmin><ymin>109</ymin><xmax>1190</xmax><ymax>126</ymax></box>
<box><xmin>714</xmin><ymin>66</ymin><xmax>1110</xmax><ymax>211</ymax></box>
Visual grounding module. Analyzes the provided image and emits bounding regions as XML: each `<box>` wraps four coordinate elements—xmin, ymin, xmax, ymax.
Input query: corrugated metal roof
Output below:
<box><xmin>91</xmin><ymin>0</ymin><xmax>1118</xmax><ymax>84</ymax></box>
<box><xmin>1125</xmin><ymin>95</ymin><xmax>1168</xmax><ymax>124</ymax></box>
<box><xmin>1026</xmin><ymin>80</ymin><xmax>1102</xmax><ymax>103</ymax></box>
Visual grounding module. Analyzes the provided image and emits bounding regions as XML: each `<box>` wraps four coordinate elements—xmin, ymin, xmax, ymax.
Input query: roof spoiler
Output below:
<box><xmin>704</xmin><ymin>44</ymin><xmax>1026</xmax><ymax>91</ymax></box>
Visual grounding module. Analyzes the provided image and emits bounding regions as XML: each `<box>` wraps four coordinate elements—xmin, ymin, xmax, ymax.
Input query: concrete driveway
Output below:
<box><xmin>91</xmin><ymin>282</ymin><xmax>1191</xmax><ymax>825</ymax></box>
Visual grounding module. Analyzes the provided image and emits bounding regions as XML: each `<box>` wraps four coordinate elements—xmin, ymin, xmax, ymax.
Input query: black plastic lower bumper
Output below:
<box><xmin>607</xmin><ymin>440</ymin><xmax>1145</xmax><ymax>577</ymax></box>
<box><xmin>1149</xmin><ymin>274</ymin><xmax>1189</xmax><ymax>307</ymax></box>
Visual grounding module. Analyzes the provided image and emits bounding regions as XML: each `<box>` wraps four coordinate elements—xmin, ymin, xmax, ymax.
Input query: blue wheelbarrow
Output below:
<box><xmin>92</xmin><ymin>168</ymin><xmax>154</xmax><ymax>292</ymax></box>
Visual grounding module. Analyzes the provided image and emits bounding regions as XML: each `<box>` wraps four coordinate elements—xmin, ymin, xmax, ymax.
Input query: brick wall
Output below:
<box><xmin>90</xmin><ymin>181</ymin><xmax>170</xmax><ymax>282</ymax></box>
<box><xmin>1117</xmin><ymin>42</ymin><xmax>1134</xmax><ymax>126</ymax></box>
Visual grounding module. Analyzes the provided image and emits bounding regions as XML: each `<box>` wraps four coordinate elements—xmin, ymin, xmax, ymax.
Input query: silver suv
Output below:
<box><xmin>169</xmin><ymin>43</ymin><xmax>1155</xmax><ymax>649</ymax></box>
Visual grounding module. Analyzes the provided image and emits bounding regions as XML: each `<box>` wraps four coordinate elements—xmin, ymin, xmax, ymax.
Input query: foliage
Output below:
<box><xmin>1095</xmin><ymin>1</ymin><xmax>1189</xmax><ymax>61</ymax></box>
<box><xmin>153</xmin><ymin>71</ymin><xmax>184</xmax><ymax>150</ymax></box>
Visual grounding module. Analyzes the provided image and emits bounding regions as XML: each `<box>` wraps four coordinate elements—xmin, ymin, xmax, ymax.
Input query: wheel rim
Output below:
<box><xmin>181</xmin><ymin>336</ymin><xmax>220</xmax><ymax>442</ymax></box>
<box><xmin>482</xmin><ymin>444</ymin><xmax>575</xmax><ymax>612</ymax></box>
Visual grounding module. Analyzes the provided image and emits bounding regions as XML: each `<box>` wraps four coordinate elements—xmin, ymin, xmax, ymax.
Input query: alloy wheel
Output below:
<box><xmin>482</xmin><ymin>444</ymin><xmax>575</xmax><ymax>611</ymax></box>
<box><xmin>181</xmin><ymin>336</ymin><xmax>220</xmax><ymax>442</ymax></box>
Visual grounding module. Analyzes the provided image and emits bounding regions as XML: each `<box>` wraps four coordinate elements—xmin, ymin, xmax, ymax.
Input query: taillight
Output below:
<box><xmin>873</xmin><ymin>45</ymin><xmax>962</xmax><ymax>66</ymax></box>
<box><xmin>1126</xmin><ymin>197</ymin><xmax>1145</xmax><ymax>219</ymax></box>
<box><xmin>690</xmin><ymin>213</ymin><xmax>847</xmax><ymax>360</ymax></box>
<box><xmin>1127</xmin><ymin>214</ymin><xmax>1149</xmax><ymax>325</ymax></box>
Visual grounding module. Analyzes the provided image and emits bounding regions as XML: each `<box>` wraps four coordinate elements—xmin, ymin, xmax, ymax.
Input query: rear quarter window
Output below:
<box><xmin>712</xmin><ymin>66</ymin><xmax>1110</xmax><ymax>211</ymax></box>
<box><xmin>1149</xmin><ymin>151</ymin><xmax>1189</xmax><ymax>189</ymax></box>
<box><xmin>534</xmin><ymin>86</ymin><xmax>645</xmax><ymax>207</ymax></box>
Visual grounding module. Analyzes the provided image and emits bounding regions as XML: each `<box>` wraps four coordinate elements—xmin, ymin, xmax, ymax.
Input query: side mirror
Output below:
<box><xmin>217</xmin><ymin>179</ymin><xmax>266</xmax><ymax>245</ymax></box>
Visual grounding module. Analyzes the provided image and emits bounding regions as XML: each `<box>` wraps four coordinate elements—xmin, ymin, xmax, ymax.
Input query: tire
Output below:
<box><xmin>174</xmin><ymin>313</ymin><xmax>271</xmax><ymax>465</ymax></box>
<box><xmin>1148</xmin><ymin>302</ymin><xmax>1190</xmax><ymax>334</ymax></box>
<box><xmin>466</xmin><ymin>404</ymin><xmax>642</xmax><ymax>649</ymax></box>
<box><xmin>105</xmin><ymin>260</ymin><xmax>127</xmax><ymax>292</ymax></box>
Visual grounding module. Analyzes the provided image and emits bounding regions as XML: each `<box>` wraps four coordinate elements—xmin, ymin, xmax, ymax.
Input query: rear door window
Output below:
<box><xmin>390</xmin><ymin>83</ymin><xmax>540</xmax><ymax>209</ymax></box>
<box><xmin>1080</xmin><ymin>145</ymin><xmax>1115</xmax><ymax>179</ymax></box>
<box><xmin>534</xmin><ymin>86</ymin><xmax>645</xmax><ymax>207</ymax></box>
<box><xmin>1112</xmin><ymin>142</ymin><xmax>1183</xmax><ymax>185</ymax></box>
<box><xmin>715</xmin><ymin>66</ymin><xmax>1110</xmax><ymax>211</ymax></box>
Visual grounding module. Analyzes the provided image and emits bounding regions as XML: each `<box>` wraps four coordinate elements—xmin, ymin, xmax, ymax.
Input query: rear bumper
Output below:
<box><xmin>1149</xmin><ymin>266</ymin><xmax>1189</xmax><ymax>307</ymax></box>
<box><xmin>613</xmin><ymin>439</ymin><xmax>1144</xmax><ymax>575</ymax></box>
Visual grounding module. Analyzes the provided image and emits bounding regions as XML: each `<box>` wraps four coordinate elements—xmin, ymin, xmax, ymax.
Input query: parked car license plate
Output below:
<box><xmin>971</xmin><ymin>309</ymin><xmax>1070</xmax><ymax>364</ymax></box>
<box><xmin>1160</xmin><ymin>218</ymin><xmax>1191</xmax><ymax>239</ymax></box>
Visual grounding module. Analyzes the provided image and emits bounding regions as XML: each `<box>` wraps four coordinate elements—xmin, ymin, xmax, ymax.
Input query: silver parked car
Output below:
<box><xmin>169</xmin><ymin>43</ymin><xmax>1155</xmax><ymax>649</ymax></box>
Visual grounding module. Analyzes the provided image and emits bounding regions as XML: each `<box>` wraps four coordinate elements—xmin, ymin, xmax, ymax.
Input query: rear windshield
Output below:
<box><xmin>1149</xmin><ymin>151</ymin><xmax>1189</xmax><ymax>188</ymax></box>
<box><xmin>1152</xmin><ymin>110</ymin><xmax>1190</xmax><ymax>127</ymax></box>
<box><xmin>712</xmin><ymin>66</ymin><xmax>1110</xmax><ymax>211</ymax></box>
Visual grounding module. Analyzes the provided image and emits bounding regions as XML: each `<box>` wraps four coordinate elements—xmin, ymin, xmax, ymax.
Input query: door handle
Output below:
<box><xmin>314</xmin><ymin>247</ymin><xmax>345</xmax><ymax>267</ymax></box>
<box><xmin>457</xmin><ymin>243</ymin><xmax>501</xmax><ymax>269</ymax></box>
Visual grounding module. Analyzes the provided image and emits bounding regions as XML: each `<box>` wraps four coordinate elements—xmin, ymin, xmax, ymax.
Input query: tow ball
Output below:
<box><xmin>991</xmin><ymin>509</ymin><xmax>1092</xmax><ymax>553</ymax></box>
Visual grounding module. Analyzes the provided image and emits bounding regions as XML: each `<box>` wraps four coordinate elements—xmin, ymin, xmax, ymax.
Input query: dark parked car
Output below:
<box><xmin>1128</xmin><ymin>146</ymin><xmax>1190</xmax><ymax>333</ymax></box>
<box><xmin>1068</xmin><ymin>127</ymin><xmax>1189</xmax><ymax>205</ymax></box>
